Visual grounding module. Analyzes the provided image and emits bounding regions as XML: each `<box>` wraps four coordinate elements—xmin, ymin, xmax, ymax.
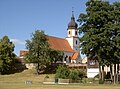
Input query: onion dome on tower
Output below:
<box><xmin>68</xmin><ymin>12</ymin><xmax>78</xmax><ymax>29</ymax></box>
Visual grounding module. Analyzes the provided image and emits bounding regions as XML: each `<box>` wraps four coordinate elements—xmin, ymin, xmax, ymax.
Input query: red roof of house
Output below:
<box><xmin>20</xmin><ymin>50</ymin><xmax>29</xmax><ymax>57</ymax></box>
<box><xmin>48</xmin><ymin>36</ymin><xmax>75</xmax><ymax>53</ymax></box>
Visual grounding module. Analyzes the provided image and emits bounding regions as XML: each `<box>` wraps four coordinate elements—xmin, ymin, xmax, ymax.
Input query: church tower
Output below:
<box><xmin>66</xmin><ymin>13</ymin><xmax>80</xmax><ymax>53</ymax></box>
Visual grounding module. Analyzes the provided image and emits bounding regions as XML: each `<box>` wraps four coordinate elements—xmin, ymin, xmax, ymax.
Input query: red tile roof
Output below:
<box><xmin>71</xmin><ymin>52</ymin><xmax>79</xmax><ymax>60</ymax></box>
<box><xmin>20</xmin><ymin>50</ymin><xmax>28</xmax><ymax>57</ymax></box>
<box><xmin>48</xmin><ymin>36</ymin><xmax>75</xmax><ymax>53</ymax></box>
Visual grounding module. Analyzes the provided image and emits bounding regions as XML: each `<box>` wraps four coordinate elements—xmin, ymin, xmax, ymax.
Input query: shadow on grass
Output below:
<box><xmin>0</xmin><ymin>63</ymin><xmax>27</xmax><ymax>75</ymax></box>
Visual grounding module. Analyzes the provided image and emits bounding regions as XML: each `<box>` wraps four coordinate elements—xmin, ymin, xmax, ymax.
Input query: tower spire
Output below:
<box><xmin>68</xmin><ymin>7</ymin><xmax>77</xmax><ymax>29</ymax></box>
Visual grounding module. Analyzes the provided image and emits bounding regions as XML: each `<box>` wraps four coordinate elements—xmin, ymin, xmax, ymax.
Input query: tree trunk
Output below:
<box><xmin>102</xmin><ymin>65</ymin><xmax>104</xmax><ymax>82</ymax></box>
<box><xmin>114</xmin><ymin>63</ymin><xmax>116</xmax><ymax>84</ymax></box>
<box><xmin>110</xmin><ymin>64</ymin><xmax>113</xmax><ymax>82</ymax></box>
<box><xmin>99</xmin><ymin>64</ymin><xmax>102</xmax><ymax>80</ymax></box>
<box><xmin>116</xmin><ymin>63</ymin><xmax>119</xmax><ymax>84</ymax></box>
<box><xmin>37</xmin><ymin>63</ymin><xmax>40</xmax><ymax>74</ymax></box>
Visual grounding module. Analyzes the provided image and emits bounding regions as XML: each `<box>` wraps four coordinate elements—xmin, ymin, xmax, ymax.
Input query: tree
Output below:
<box><xmin>55</xmin><ymin>65</ymin><xmax>70</xmax><ymax>79</ymax></box>
<box><xmin>111</xmin><ymin>2</ymin><xmax>120</xmax><ymax>84</ymax></box>
<box><xmin>69</xmin><ymin>69</ymin><xmax>85</xmax><ymax>82</ymax></box>
<box><xmin>49</xmin><ymin>49</ymin><xmax>64</xmax><ymax>63</ymax></box>
<box><xmin>0</xmin><ymin>36</ymin><xmax>16</xmax><ymax>74</ymax></box>
<box><xmin>25</xmin><ymin>30</ymin><xmax>51</xmax><ymax>74</ymax></box>
<box><xmin>78</xmin><ymin>0</ymin><xmax>120</xmax><ymax>83</ymax></box>
<box><xmin>43</xmin><ymin>49</ymin><xmax>64</xmax><ymax>74</ymax></box>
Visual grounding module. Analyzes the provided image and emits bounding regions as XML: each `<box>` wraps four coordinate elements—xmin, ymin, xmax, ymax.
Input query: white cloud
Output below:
<box><xmin>10</xmin><ymin>39</ymin><xmax>26</xmax><ymax>45</ymax></box>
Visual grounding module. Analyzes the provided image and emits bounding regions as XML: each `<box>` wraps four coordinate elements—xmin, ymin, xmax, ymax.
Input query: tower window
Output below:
<box><xmin>76</xmin><ymin>40</ymin><xmax>77</xmax><ymax>45</ymax></box>
<box><xmin>69</xmin><ymin>31</ymin><xmax>70</xmax><ymax>35</ymax></box>
<box><xmin>75</xmin><ymin>31</ymin><xmax>77</xmax><ymax>35</ymax></box>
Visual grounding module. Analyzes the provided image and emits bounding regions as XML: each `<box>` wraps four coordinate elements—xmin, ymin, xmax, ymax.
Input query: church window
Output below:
<box><xmin>64</xmin><ymin>55</ymin><xmax>68</xmax><ymax>61</ymax></box>
<box><xmin>69</xmin><ymin>31</ymin><xmax>70</xmax><ymax>35</ymax></box>
<box><xmin>76</xmin><ymin>40</ymin><xmax>77</xmax><ymax>45</ymax></box>
<box><xmin>69</xmin><ymin>56</ymin><xmax>71</xmax><ymax>63</ymax></box>
<box><xmin>75</xmin><ymin>31</ymin><xmax>77</xmax><ymax>35</ymax></box>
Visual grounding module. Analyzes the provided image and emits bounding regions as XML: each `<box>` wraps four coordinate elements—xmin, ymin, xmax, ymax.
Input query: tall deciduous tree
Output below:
<box><xmin>78</xmin><ymin>0</ymin><xmax>120</xmax><ymax>83</ymax></box>
<box><xmin>0</xmin><ymin>36</ymin><xmax>16</xmax><ymax>74</ymax></box>
<box><xmin>25</xmin><ymin>30</ymin><xmax>51</xmax><ymax>74</ymax></box>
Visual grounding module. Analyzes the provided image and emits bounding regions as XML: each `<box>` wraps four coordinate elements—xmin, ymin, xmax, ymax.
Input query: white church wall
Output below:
<box><xmin>66</xmin><ymin>37</ymin><xmax>74</xmax><ymax>49</ymax></box>
<box><xmin>67</xmin><ymin>29</ymin><xmax>78</xmax><ymax>37</ymax></box>
<box><xmin>67</xmin><ymin>30</ymin><xmax>71</xmax><ymax>37</ymax></box>
<box><xmin>66</xmin><ymin>37</ymin><xmax>82</xmax><ymax>63</ymax></box>
<box><xmin>66</xmin><ymin>37</ymin><xmax>80</xmax><ymax>53</ymax></box>
<box><xmin>71</xmin><ymin>60</ymin><xmax>76</xmax><ymax>63</ymax></box>
<box><xmin>73</xmin><ymin>38</ymin><xmax>79</xmax><ymax>46</ymax></box>
<box><xmin>73</xmin><ymin>38</ymin><xmax>80</xmax><ymax>52</ymax></box>
<box><xmin>71</xmin><ymin>29</ymin><xmax>77</xmax><ymax>37</ymax></box>
<box><xmin>63</xmin><ymin>52</ymin><xmax>73</xmax><ymax>63</ymax></box>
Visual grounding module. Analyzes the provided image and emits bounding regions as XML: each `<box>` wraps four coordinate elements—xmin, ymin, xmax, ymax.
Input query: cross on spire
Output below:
<box><xmin>72</xmin><ymin>7</ymin><xmax>74</xmax><ymax>17</ymax></box>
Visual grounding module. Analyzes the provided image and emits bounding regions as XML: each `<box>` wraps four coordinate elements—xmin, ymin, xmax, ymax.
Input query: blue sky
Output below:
<box><xmin>0</xmin><ymin>0</ymin><xmax>119</xmax><ymax>58</ymax></box>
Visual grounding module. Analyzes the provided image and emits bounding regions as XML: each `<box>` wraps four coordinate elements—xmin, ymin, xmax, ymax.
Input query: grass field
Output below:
<box><xmin>0</xmin><ymin>69</ymin><xmax>120</xmax><ymax>89</ymax></box>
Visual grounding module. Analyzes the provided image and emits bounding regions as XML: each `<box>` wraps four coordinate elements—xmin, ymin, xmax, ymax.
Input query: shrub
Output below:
<box><xmin>69</xmin><ymin>69</ymin><xmax>85</xmax><ymax>80</ymax></box>
<box><xmin>78</xmin><ymin>69</ymin><xmax>86</xmax><ymax>79</ymax></box>
<box><xmin>55</xmin><ymin>65</ymin><xmax>86</xmax><ymax>83</ymax></box>
<box><xmin>55</xmin><ymin>65</ymin><xmax>70</xmax><ymax>79</ymax></box>
<box><xmin>69</xmin><ymin>69</ymin><xmax>80</xmax><ymax>81</ymax></box>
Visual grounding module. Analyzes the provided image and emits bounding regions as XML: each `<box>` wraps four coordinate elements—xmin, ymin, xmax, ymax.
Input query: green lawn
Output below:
<box><xmin>0</xmin><ymin>69</ymin><xmax>120</xmax><ymax>89</ymax></box>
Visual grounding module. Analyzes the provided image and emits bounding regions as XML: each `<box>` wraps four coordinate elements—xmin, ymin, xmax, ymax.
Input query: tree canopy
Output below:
<box><xmin>78</xmin><ymin>0</ymin><xmax>120</xmax><ymax>65</ymax></box>
<box><xmin>49</xmin><ymin>49</ymin><xmax>64</xmax><ymax>63</ymax></box>
<box><xmin>25</xmin><ymin>30</ymin><xmax>64</xmax><ymax>74</ymax></box>
<box><xmin>25</xmin><ymin>30</ymin><xmax>51</xmax><ymax>74</ymax></box>
<box><xmin>0</xmin><ymin>36</ymin><xmax>16</xmax><ymax>74</ymax></box>
<box><xmin>78</xmin><ymin>0</ymin><xmax>120</xmax><ymax>83</ymax></box>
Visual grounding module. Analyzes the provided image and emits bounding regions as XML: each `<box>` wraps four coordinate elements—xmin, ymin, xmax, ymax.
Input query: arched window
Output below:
<box><xmin>69</xmin><ymin>31</ymin><xmax>70</xmax><ymax>35</ymax></box>
<box><xmin>69</xmin><ymin>56</ymin><xmax>71</xmax><ymax>63</ymax></box>
<box><xmin>75</xmin><ymin>31</ymin><xmax>77</xmax><ymax>35</ymax></box>
<box><xmin>76</xmin><ymin>40</ymin><xmax>77</xmax><ymax>45</ymax></box>
<box><xmin>64</xmin><ymin>55</ymin><xmax>68</xmax><ymax>61</ymax></box>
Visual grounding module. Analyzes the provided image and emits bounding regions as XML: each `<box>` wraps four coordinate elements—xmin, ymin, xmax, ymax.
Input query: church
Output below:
<box><xmin>19</xmin><ymin>13</ymin><xmax>82</xmax><ymax>64</ymax></box>
<box><xmin>48</xmin><ymin>14</ymin><xmax>81</xmax><ymax>63</ymax></box>
<box><xmin>19</xmin><ymin>14</ymin><xmax>100</xmax><ymax>78</ymax></box>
